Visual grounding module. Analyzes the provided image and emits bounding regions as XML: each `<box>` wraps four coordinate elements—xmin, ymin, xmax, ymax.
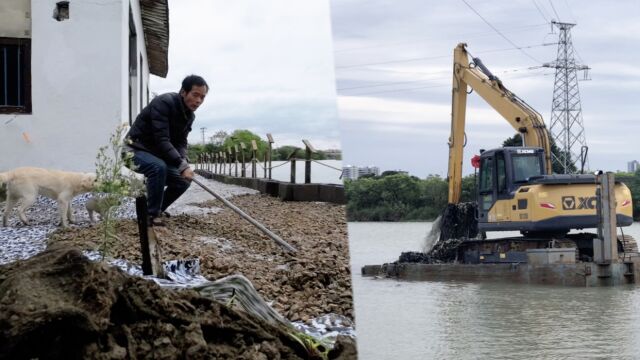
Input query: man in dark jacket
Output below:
<box><xmin>125</xmin><ymin>75</ymin><xmax>208</xmax><ymax>226</ymax></box>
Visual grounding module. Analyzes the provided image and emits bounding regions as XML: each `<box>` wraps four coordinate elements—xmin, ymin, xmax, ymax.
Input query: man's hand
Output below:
<box><xmin>181</xmin><ymin>167</ymin><xmax>194</xmax><ymax>181</ymax></box>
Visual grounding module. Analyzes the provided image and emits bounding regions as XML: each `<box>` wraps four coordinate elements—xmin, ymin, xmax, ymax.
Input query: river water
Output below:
<box><xmin>348</xmin><ymin>222</ymin><xmax>640</xmax><ymax>359</ymax></box>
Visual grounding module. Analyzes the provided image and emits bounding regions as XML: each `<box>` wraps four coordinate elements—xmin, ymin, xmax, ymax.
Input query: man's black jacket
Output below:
<box><xmin>126</xmin><ymin>93</ymin><xmax>195</xmax><ymax>173</ymax></box>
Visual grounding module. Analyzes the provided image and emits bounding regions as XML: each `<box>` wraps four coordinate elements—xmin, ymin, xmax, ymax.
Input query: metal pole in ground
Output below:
<box><xmin>191</xmin><ymin>177</ymin><xmax>297</xmax><ymax>253</ymax></box>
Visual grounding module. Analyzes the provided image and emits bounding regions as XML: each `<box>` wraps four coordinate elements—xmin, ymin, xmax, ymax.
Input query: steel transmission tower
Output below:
<box><xmin>543</xmin><ymin>21</ymin><xmax>590</xmax><ymax>173</ymax></box>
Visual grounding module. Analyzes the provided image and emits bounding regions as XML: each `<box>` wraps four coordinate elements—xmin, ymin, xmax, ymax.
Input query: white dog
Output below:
<box><xmin>0</xmin><ymin>167</ymin><xmax>96</xmax><ymax>228</ymax></box>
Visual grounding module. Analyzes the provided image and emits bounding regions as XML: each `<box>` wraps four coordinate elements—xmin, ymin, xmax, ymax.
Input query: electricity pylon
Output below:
<box><xmin>543</xmin><ymin>21</ymin><xmax>590</xmax><ymax>173</ymax></box>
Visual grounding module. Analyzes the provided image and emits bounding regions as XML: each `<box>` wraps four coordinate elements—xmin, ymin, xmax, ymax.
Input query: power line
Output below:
<box><xmin>548</xmin><ymin>0</ymin><xmax>561</xmax><ymax>20</ymax></box>
<box><xmin>531</xmin><ymin>0</ymin><xmax>549</xmax><ymax>22</ymax></box>
<box><xmin>337</xmin><ymin>66</ymin><xmax>542</xmax><ymax>91</ymax></box>
<box><xmin>341</xmin><ymin>71</ymin><xmax>553</xmax><ymax>97</ymax></box>
<box><xmin>338</xmin><ymin>73</ymin><xmax>449</xmax><ymax>91</ymax></box>
<box><xmin>333</xmin><ymin>23</ymin><xmax>549</xmax><ymax>53</ymax></box>
<box><xmin>341</xmin><ymin>83</ymin><xmax>448</xmax><ymax>97</ymax></box>
<box><xmin>562</xmin><ymin>0</ymin><xmax>577</xmax><ymax>23</ymax></box>
<box><xmin>461</xmin><ymin>0</ymin><xmax>543</xmax><ymax>64</ymax></box>
<box><xmin>336</xmin><ymin>43</ymin><xmax>552</xmax><ymax>69</ymax></box>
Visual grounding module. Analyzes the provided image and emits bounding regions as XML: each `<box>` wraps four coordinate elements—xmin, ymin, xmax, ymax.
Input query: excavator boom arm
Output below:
<box><xmin>447</xmin><ymin>43</ymin><xmax>553</xmax><ymax>204</ymax></box>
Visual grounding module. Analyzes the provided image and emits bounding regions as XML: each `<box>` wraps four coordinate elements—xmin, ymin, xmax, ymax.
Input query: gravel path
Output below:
<box><xmin>0</xmin><ymin>175</ymin><xmax>257</xmax><ymax>265</ymax></box>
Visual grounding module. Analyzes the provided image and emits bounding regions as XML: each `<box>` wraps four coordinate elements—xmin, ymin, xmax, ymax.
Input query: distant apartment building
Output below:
<box><xmin>342</xmin><ymin>165</ymin><xmax>380</xmax><ymax>180</ymax></box>
<box><xmin>628</xmin><ymin>160</ymin><xmax>640</xmax><ymax>173</ymax></box>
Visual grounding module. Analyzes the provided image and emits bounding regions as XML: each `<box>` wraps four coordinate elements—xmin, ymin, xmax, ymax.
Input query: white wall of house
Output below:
<box><xmin>0</xmin><ymin>0</ymin><xmax>151</xmax><ymax>172</ymax></box>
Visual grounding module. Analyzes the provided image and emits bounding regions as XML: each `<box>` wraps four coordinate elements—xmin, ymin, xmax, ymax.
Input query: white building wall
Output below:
<box><xmin>0</xmin><ymin>0</ymin><xmax>151</xmax><ymax>172</ymax></box>
<box><xmin>123</xmin><ymin>0</ymin><xmax>150</xmax><ymax>125</ymax></box>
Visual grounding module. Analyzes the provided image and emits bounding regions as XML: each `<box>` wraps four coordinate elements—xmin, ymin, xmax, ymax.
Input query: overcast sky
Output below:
<box><xmin>150</xmin><ymin>0</ymin><xmax>340</xmax><ymax>150</ymax></box>
<box><xmin>331</xmin><ymin>0</ymin><xmax>640</xmax><ymax>177</ymax></box>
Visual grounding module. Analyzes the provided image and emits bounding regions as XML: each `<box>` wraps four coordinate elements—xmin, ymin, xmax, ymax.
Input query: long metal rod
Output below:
<box><xmin>192</xmin><ymin>177</ymin><xmax>297</xmax><ymax>253</ymax></box>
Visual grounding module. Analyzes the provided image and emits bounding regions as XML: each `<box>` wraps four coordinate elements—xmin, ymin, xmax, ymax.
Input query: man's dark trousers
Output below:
<box><xmin>132</xmin><ymin>150</ymin><xmax>191</xmax><ymax>217</ymax></box>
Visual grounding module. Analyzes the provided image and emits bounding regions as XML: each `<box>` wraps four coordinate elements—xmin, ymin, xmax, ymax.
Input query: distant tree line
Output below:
<box><xmin>346</xmin><ymin>134</ymin><xmax>640</xmax><ymax>222</ymax></box>
<box><xmin>346</xmin><ymin>170</ymin><xmax>640</xmax><ymax>222</ymax></box>
<box><xmin>345</xmin><ymin>172</ymin><xmax>478</xmax><ymax>221</ymax></box>
<box><xmin>186</xmin><ymin>129</ymin><xmax>341</xmax><ymax>163</ymax></box>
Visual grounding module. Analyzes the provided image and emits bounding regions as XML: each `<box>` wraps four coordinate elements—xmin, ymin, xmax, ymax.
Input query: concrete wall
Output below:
<box><xmin>0</xmin><ymin>0</ymin><xmax>150</xmax><ymax>172</ymax></box>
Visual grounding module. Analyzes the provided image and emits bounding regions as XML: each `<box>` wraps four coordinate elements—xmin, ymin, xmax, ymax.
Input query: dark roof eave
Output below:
<box><xmin>139</xmin><ymin>0</ymin><xmax>169</xmax><ymax>78</ymax></box>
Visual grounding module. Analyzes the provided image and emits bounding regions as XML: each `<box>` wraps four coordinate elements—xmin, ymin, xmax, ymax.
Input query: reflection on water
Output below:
<box><xmin>348</xmin><ymin>222</ymin><xmax>640</xmax><ymax>359</ymax></box>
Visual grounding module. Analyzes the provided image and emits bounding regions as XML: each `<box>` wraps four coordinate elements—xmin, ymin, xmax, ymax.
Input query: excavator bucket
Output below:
<box><xmin>438</xmin><ymin>202</ymin><xmax>479</xmax><ymax>241</ymax></box>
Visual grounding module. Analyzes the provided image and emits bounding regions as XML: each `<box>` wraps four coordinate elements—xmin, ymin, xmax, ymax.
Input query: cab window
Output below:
<box><xmin>513</xmin><ymin>155</ymin><xmax>542</xmax><ymax>182</ymax></box>
<box><xmin>479</xmin><ymin>157</ymin><xmax>493</xmax><ymax>193</ymax></box>
<box><xmin>497</xmin><ymin>152</ymin><xmax>506</xmax><ymax>193</ymax></box>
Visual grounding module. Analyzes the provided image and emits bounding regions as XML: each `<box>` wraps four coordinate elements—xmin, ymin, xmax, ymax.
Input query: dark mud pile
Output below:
<box><xmin>0</xmin><ymin>246</ymin><xmax>355</xmax><ymax>359</ymax></box>
<box><xmin>399</xmin><ymin>202</ymin><xmax>477</xmax><ymax>264</ymax></box>
<box><xmin>438</xmin><ymin>202</ymin><xmax>478</xmax><ymax>241</ymax></box>
<box><xmin>398</xmin><ymin>238</ymin><xmax>465</xmax><ymax>264</ymax></box>
<box><xmin>48</xmin><ymin>194</ymin><xmax>353</xmax><ymax>323</ymax></box>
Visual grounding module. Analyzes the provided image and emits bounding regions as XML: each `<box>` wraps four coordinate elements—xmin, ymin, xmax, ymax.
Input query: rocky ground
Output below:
<box><xmin>0</xmin><ymin>177</ymin><xmax>355</xmax><ymax>358</ymax></box>
<box><xmin>48</xmin><ymin>194</ymin><xmax>354</xmax><ymax>322</ymax></box>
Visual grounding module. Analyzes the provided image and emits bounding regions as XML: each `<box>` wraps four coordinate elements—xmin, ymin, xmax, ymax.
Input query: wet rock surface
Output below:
<box><xmin>0</xmin><ymin>246</ymin><xmax>354</xmax><ymax>359</ymax></box>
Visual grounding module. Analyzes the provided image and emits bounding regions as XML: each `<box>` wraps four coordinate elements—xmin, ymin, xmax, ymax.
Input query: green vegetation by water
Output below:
<box><xmin>187</xmin><ymin>129</ymin><xmax>340</xmax><ymax>163</ymax></box>
<box><xmin>346</xmin><ymin>171</ymin><xmax>640</xmax><ymax>222</ymax></box>
<box><xmin>345</xmin><ymin>172</ymin><xmax>476</xmax><ymax>221</ymax></box>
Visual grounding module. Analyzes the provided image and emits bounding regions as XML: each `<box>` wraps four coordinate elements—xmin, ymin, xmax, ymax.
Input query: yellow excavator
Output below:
<box><xmin>443</xmin><ymin>43</ymin><xmax>634</xmax><ymax>262</ymax></box>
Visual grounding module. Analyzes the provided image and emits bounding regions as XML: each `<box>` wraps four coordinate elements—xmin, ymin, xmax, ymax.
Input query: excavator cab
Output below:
<box><xmin>475</xmin><ymin>146</ymin><xmax>633</xmax><ymax>233</ymax></box>
<box><xmin>476</xmin><ymin>147</ymin><xmax>545</xmax><ymax>225</ymax></box>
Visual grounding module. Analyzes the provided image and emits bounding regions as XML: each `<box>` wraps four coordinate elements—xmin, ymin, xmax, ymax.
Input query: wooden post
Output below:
<box><xmin>234</xmin><ymin>145</ymin><xmax>239</xmax><ymax>177</ymax></box>
<box><xmin>290</xmin><ymin>150</ymin><xmax>297</xmax><ymax>184</ymax></box>
<box><xmin>240</xmin><ymin>142</ymin><xmax>247</xmax><ymax>177</ymax></box>
<box><xmin>251</xmin><ymin>140</ymin><xmax>258</xmax><ymax>178</ymax></box>
<box><xmin>214</xmin><ymin>153</ymin><xmax>218</xmax><ymax>174</ymax></box>
<box><xmin>204</xmin><ymin>153</ymin><xmax>209</xmax><ymax>172</ymax></box>
<box><xmin>267</xmin><ymin>133</ymin><xmax>274</xmax><ymax>179</ymax></box>
<box><xmin>302</xmin><ymin>139</ymin><xmax>316</xmax><ymax>184</ymax></box>
<box><xmin>135</xmin><ymin>196</ymin><xmax>165</xmax><ymax>277</ymax></box>
<box><xmin>227</xmin><ymin>147</ymin><xmax>232</xmax><ymax>176</ymax></box>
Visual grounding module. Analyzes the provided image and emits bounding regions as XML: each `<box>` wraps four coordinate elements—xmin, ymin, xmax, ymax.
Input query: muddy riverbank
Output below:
<box><xmin>0</xmin><ymin>179</ymin><xmax>355</xmax><ymax>358</ymax></box>
<box><xmin>47</xmin><ymin>194</ymin><xmax>353</xmax><ymax>322</ymax></box>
